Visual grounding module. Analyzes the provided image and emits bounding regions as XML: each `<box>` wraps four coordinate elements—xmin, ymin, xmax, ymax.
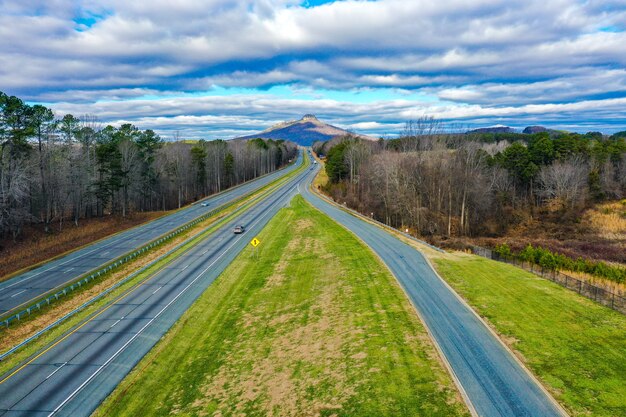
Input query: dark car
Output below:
<box><xmin>233</xmin><ymin>225</ymin><xmax>245</xmax><ymax>234</ymax></box>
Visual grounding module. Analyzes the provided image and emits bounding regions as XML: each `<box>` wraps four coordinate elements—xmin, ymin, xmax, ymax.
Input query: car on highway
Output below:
<box><xmin>233</xmin><ymin>225</ymin><xmax>245</xmax><ymax>234</ymax></box>
<box><xmin>200</xmin><ymin>201</ymin><xmax>209</xmax><ymax>207</ymax></box>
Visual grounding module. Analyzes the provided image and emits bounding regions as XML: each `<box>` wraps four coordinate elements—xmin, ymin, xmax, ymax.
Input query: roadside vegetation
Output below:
<box><xmin>471</xmin><ymin>198</ymin><xmax>626</xmax><ymax>267</ymax></box>
<box><xmin>0</xmin><ymin>90</ymin><xmax>296</xmax><ymax>244</ymax></box>
<box><xmin>0</xmin><ymin>211</ymin><xmax>168</xmax><ymax>279</ymax></box>
<box><xmin>432</xmin><ymin>253</ymin><xmax>626</xmax><ymax>417</ymax></box>
<box><xmin>95</xmin><ymin>196</ymin><xmax>469</xmax><ymax>417</ymax></box>
<box><xmin>313</xmin><ymin>121</ymin><xmax>625</xmax><ymax>290</ymax></box>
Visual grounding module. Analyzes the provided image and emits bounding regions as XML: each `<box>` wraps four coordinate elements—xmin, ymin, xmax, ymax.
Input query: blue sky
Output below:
<box><xmin>1</xmin><ymin>0</ymin><xmax>625</xmax><ymax>139</ymax></box>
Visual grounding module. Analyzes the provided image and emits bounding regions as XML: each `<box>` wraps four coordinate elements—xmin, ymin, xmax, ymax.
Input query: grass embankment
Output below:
<box><xmin>0</xmin><ymin>212</ymin><xmax>168</xmax><ymax>280</ymax></box>
<box><xmin>433</xmin><ymin>254</ymin><xmax>626</xmax><ymax>417</ymax></box>
<box><xmin>95</xmin><ymin>196</ymin><xmax>469</xmax><ymax>417</ymax></box>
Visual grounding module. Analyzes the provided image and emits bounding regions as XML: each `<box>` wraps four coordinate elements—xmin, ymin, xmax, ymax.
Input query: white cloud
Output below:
<box><xmin>0</xmin><ymin>0</ymin><xmax>624</xmax><ymax>135</ymax></box>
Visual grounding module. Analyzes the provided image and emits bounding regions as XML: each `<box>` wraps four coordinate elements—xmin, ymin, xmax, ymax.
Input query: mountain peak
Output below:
<box><xmin>236</xmin><ymin>115</ymin><xmax>375</xmax><ymax>146</ymax></box>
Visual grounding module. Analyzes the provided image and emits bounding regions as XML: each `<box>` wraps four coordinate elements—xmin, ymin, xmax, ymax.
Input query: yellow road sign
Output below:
<box><xmin>250</xmin><ymin>237</ymin><xmax>261</xmax><ymax>247</ymax></box>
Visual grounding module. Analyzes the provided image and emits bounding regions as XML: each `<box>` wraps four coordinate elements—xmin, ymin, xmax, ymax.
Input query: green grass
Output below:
<box><xmin>95</xmin><ymin>196</ymin><xmax>469</xmax><ymax>417</ymax></box>
<box><xmin>434</xmin><ymin>255</ymin><xmax>626</xmax><ymax>417</ymax></box>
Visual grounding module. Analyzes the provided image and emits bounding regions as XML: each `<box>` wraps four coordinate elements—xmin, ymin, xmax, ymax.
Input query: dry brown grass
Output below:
<box><xmin>466</xmin><ymin>199</ymin><xmax>626</xmax><ymax>265</ymax></box>
<box><xmin>312</xmin><ymin>153</ymin><xmax>329</xmax><ymax>191</ymax></box>
<box><xmin>0</xmin><ymin>212</ymin><xmax>169</xmax><ymax>281</ymax></box>
<box><xmin>562</xmin><ymin>269</ymin><xmax>626</xmax><ymax>297</ymax></box>
<box><xmin>582</xmin><ymin>199</ymin><xmax>626</xmax><ymax>240</ymax></box>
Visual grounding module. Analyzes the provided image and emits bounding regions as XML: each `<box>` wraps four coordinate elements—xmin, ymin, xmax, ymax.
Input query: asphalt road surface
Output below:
<box><xmin>301</xmin><ymin>163</ymin><xmax>564</xmax><ymax>417</ymax></box>
<box><xmin>0</xmin><ymin>155</ymin><xmax>317</xmax><ymax>417</ymax></box>
<box><xmin>0</xmin><ymin>153</ymin><xmax>303</xmax><ymax>318</ymax></box>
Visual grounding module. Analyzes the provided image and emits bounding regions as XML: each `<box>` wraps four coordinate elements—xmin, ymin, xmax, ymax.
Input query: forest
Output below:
<box><xmin>314</xmin><ymin>119</ymin><xmax>626</xmax><ymax>268</ymax></box>
<box><xmin>0</xmin><ymin>91</ymin><xmax>297</xmax><ymax>240</ymax></box>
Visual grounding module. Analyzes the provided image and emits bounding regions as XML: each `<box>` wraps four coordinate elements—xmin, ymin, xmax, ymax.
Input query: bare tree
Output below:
<box><xmin>538</xmin><ymin>156</ymin><xmax>588</xmax><ymax>208</ymax></box>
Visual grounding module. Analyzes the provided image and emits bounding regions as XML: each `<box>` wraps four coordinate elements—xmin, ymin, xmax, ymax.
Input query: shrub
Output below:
<box><xmin>519</xmin><ymin>244</ymin><xmax>535</xmax><ymax>263</ymax></box>
<box><xmin>494</xmin><ymin>243</ymin><xmax>512</xmax><ymax>259</ymax></box>
<box><xmin>539</xmin><ymin>252</ymin><xmax>558</xmax><ymax>271</ymax></box>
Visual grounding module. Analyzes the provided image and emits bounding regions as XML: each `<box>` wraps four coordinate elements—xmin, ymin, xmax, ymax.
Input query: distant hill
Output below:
<box><xmin>522</xmin><ymin>125</ymin><xmax>565</xmax><ymax>135</ymax></box>
<box><xmin>236</xmin><ymin>114</ymin><xmax>376</xmax><ymax>146</ymax></box>
<box><xmin>467</xmin><ymin>125</ymin><xmax>516</xmax><ymax>134</ymax></box>
<box><xmin>467</xmin><ymin>125</ymin><xmax>574</xmax><ymax>135</ymax></box>
<box><xmin>522</xmin><ymin>126</ymin><xmax>547</xmax><ymax>134</ymax></box>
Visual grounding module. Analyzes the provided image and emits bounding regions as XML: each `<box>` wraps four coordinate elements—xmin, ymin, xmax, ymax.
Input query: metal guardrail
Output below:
<box><xmin>472</xmin><ymin>245</ymin><xmax>626</xmax><ymax>315</ymax></box>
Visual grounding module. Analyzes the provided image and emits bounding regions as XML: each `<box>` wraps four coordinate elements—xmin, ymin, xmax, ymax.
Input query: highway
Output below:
<box><xmin>301</xmin><ymin>162</ymin><xmax>565</xmax><ymax>417</ymax></box>
<box><xmin>0</xmin><ymin>154</ymin><xmax>302</xmax><ymax>318</ymax></box>
<box><xmin>0</xmin><ymin>154</ymin><xmax>317</xmax><ymax>417</ymax></box>
<box><xmin>0</xmin><ymin>150</ymin><xmax>567</xmax><ymax>417</ymax></box>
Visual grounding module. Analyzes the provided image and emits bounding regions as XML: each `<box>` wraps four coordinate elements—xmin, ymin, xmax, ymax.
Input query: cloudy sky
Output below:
<box><xmin>2</xmin><ymin>0</ymin><xmax>625</xmax><ymax>139</ymax></box>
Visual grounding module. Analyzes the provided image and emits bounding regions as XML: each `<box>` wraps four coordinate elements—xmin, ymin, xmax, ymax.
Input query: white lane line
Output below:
<box><xmin>45</xmin><ymin>362</ymin><xmax>68</xmax><ymax>380</ymax></box>
<box><xmin>181</xmin><ymin>264</ymin><xmax>189</xmax><ymax>271</ymax></box>
<box><xmin>202</xmin><ymin>250</ymin><xmax>208</xmax><ymax>255</ymax></box>
<box><xmin>64</xmin><ymin>268</ymin><xmax>74</xmax><ymax>274</ymax></box>
<box><xmin>109</xmin><ymin>317</ymin><xmax>124</xmax><ymax>328</ymax></box>
<box><xmin>47</xmin><ymin>171</ymin><xmax>304</xmax><ymax>417</ymax></box>
<box><xmin>10</xmin><ymin>289</ymin><xmax>27</xmax><ymax>298</ymax></box>
<box><xmin>152</xmin><ymin>286</ymin><xmax>162</xmax><ymax>295</ymax></box>
<box><xmin>101</xmin><ymin>251</ymin><xmax>110</xmax><ymax>256</ymax></box>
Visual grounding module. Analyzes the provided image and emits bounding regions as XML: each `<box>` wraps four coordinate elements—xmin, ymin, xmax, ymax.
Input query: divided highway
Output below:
<box><xmin>0</xmin><ymin>154</ymin><xmax>303</xmax><ymax>318</ymax></box>
<box><xmin>0</xmin><ymin>154</ymin><xmax>317</xmax><ymax>417</ymax></box>
<box><xmin>0</xmin><ymin>150</ymin><xmax>567</xmax><ymax>417</ymax></box>
<box><xmin>301</xmin><ymin>162</ymin><xmax>565</xmax><ymax>417</ymax></box>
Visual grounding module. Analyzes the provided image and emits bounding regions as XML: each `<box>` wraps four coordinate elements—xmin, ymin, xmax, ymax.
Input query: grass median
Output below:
<box><xmin>433</xmin><ymin>254</ymin><xmax>626</xmax><ymax>417</ymax></box>
<box><xmin>95</xmin><ymin>195</ymin><xmax>469</xmax><ymax>417</ymax></box>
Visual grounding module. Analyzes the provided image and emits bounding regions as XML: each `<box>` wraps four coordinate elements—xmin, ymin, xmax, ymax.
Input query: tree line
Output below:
<box><xmin>314</xmin><ymin>119</ymin><xmax>626</xmax><ymax>238</ymax></box>
<box><xmin>0</xmin><ymin>91</ymin><xmax>296</xmax><ymax>239</ymax></box>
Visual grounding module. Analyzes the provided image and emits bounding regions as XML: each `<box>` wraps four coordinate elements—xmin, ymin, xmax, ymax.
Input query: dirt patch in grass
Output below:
<box><xmin>95</xmin><ymin>196</ymin><xmax>469</xmax><ymax>417</ymax></box>
<box><xmin>198</xmin><ymin>235</ymin><xmax>360</xmax><ymax>416</ymax></box>
<box><xmin>294</xmin><ymin>218</ymin><xmax>315</xmax><ymax>231</ymax></box>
